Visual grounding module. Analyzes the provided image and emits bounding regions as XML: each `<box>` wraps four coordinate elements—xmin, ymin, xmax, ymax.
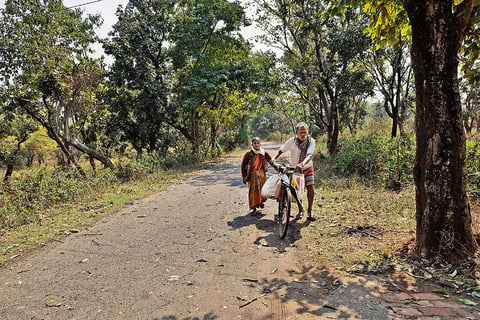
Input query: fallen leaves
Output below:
<box><xmin>46</xmin><ymin>299</ymin><xmax>62</xmax><ymax>307</ymax></box>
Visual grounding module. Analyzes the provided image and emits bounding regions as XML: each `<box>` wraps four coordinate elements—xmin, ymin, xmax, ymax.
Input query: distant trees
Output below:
<box><xmin>359</xmin><ymin>44</ymin><xmax>414</xmax><ymax>138</ymax></box>
<box><xmin>0</xmin><ymin>0</ymin><xmax>267</xmax><ymax>172</ymax></box>
<box><xmin>0</xmin><ymin>113</ymin><xmax>37</xmax><ymax>182</ymax></box>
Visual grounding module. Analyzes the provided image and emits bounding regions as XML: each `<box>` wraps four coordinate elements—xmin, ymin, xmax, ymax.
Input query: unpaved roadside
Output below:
<box><xmin>0</xmin><ymin>142</ymin><xmax>336</xmax><ymax>320</ymax></box>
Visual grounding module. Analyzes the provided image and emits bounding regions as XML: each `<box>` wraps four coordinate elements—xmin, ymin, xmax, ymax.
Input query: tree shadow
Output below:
<box><xmin>251</xmin><ymin>265</ymin><xmax>392</xmax><ymax>319</ymax></box>
<box><xmin>227</xmin><ymin>202</ymin><xmax>312</xmax><ymax>253</ymax></box>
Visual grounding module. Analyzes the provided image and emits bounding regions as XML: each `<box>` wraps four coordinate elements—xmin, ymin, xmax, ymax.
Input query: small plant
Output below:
<box><xmin>384</xmin><ymin>133</ymin><xmax>416</xmax><ymax>186</ymax></box>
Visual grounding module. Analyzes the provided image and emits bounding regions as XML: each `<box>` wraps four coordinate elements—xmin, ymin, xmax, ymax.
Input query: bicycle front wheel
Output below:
<box><xmin>278</xmin><ymin>186</ymin><xmax>291</xmax><ymax>239</ymax></box>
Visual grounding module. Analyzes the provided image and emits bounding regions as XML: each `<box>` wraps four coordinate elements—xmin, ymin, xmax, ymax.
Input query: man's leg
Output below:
<box><xmin>306</xmin><ymin>185</ymin><xmax>316</xmax><ymax>221</ymax></box>
<box><xmin>306</xmin><ymin>185</ymin><xmax>314</xmax><ymax>214</ymax></box>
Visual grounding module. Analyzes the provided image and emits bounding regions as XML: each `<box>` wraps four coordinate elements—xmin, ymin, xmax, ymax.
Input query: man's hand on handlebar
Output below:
<box><xmin>273</xmin><ymin>162</ymin><xmax>285</xmax><ymax>173</ymax></box>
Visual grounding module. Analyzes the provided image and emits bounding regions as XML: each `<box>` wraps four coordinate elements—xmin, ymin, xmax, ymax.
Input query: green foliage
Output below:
<box><xmin>249</xmin><ymin>113</ymin><xmax>278</xmax><ymax>140</ymax></box>
<box><xmin>326</xmin><ymin>130</ymin><xmax>480</xmax><ymax>197</ymax></box>
<box><xmin>114</xmin><ymin>162</ymin><xmax>144</xmax><ymax>183</ymax></box>
<box><xmin>384</xmin><ymin>132</ymin><xmax>415</xmax><ymax>184</ymax></box>
<box><xmin>0</xmin><ymin>167</ymin><xmax>106</xmax><ymax>228</ymax></box>
<box><xmin>20</xmin><ymin>127</ymin><xmax>57</xmax><ymax>167</ymax></box>
<box><xmin>466</xmin><ymin>137</ymin><xmax>480</xmax><ymax>197</ymax></box>
<box><xmin>333</xmin><ymin>134</ymin><xmax>387</xmax><ymax>178</ymax></box>
<box><xmin>162</xmin><ymin>152</ymin><xmax>199</xmax><ymax>169</ymax></box>
<box><xmin>332</xmin><ymin>133</ymin><xmax>415</xmax><ymax>185</ymax></box>
<box><xmin>104</xmin><ymin>0</ymin><xmax>257</xmax><ymax>157</ymax></box>
<box><xmin>218</xmin><ymin>126</ymin><xmax>248</xmax><ymax>152</ymax></box>
<box><xmin>0</xmin><ymin>0</ymin><xmax>112</xmax><ymax>172</ymax></box>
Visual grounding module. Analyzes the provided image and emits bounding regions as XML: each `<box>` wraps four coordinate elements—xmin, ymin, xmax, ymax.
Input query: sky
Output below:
<box><xmin>63</xmin><ymin>0</ymin><xmax>129</xmax><ymax>62</ymax></box>
<box><xmin>0</xmin><ymin>0</ymin><xmax>268</xmax><ymax>64</ymax></box>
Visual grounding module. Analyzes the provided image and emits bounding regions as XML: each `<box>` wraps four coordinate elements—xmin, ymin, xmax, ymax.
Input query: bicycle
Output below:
<box><xmin>276</xmin><ymin>164</ymin><xmax>304</xmax><ymax>239</ymax></box>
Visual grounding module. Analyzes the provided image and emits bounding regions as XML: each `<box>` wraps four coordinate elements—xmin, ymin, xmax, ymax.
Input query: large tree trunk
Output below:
<box><xmin>405</xmin><ymin>0</ymin><xmax>475</xmax><ymax>260</ymax></box>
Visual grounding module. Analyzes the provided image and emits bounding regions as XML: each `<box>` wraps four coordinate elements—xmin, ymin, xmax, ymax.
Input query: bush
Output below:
<box><xmin>333</xmin><ymin>134</ymin><xmax>387</xmax><ymax>178</ymax></box>
<box><xmin>332</xmin><ymin>133</ymin><xmax>415</xmax><ymax>186</ymax></box>
<box><xmin>0</xmin><ymin>167</ymin><xmax>87</xmax><ymax>228</ymax></box>
<box><xmin>384</xmin><ymin>132</ymin><xmax>416</xmax><ymax>185</ymax></box>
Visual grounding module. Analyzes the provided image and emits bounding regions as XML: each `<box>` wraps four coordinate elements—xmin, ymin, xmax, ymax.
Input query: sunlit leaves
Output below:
<box><xmin>361</xmin><ymin>1</ymin><xmax>410</xmax><ymax>49</ymax></box>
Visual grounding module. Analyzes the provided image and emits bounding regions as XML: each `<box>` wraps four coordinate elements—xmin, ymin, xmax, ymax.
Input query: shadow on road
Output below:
<box><xmin>156</xmin><ymin>313</ymin><xmax>218</xmax><ymax>320</ymax></box>
<box><xmin>227</xmin><ymin>209</ymin><xmax>312</xmax><ymax>253</ymax></box>
<box><xmin>239</xmin><ymin>265</ymin><xmax>393</xmax><ymax>319</ymax></box>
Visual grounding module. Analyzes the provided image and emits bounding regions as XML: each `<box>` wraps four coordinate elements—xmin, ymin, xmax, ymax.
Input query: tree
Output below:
<box><xmin>0</xmin><ymin>113</ymin><xmax>37</xmax><ymax>183</ymax></box>
<box><xmin>255</xmin><ymin>1</ymin><xmax>372</xmax><ymax>155</ymax></box>
<box><xmin>21</xmin><ymin>127</ymin><xmax>57</xmax><ymax>168</ymax></box>
<box><xmin>167</xmin><ymin>0</ymin><xmax>255</xmax><ymax>155</ymax></box>
<box><xmin>105</xmin><ymin>0</ymin><xmax>255</xmax><ymax>156</ymax></box>
<box><xmin>359</xmin><ymin>43</ymin><xmax>414</xmax><ymax>137</ymax></box>
<box><xmin>404</xmin><ymin>0</ymin><xmax>477</xmax><ymax>259</ymax></box>
<box><xmin>103</xmin><ymin>0</ymin><xmax>175</xmax><ymax>157</ymax></box>
<box><xmin>0</xmin><ymin>0</ymin><xmax>114</xmax><ymax>175</ymax></box>
<box><xmin>337</xmin><ymin>0</ymin><xmax>478</xmax><ymax>260</ymax></box>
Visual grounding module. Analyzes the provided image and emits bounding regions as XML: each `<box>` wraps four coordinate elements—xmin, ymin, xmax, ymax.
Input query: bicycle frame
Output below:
<box><xmin>278</xmin><ymin>167</ymin><xmax>304</xmax><ymax>213</ymax></box>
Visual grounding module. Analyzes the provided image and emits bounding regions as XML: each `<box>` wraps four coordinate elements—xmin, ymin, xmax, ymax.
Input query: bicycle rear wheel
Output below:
<box><xmin>278</xmin><ymin>186</ymin><xmax>291</xmax><ymax>239</ymax></box>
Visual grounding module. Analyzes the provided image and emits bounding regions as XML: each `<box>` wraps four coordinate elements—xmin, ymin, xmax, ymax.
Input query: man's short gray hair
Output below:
<box><xmin>295</xmin><ymin>122</ymin><xmax>309</xmax><ymax>133</ymax></box>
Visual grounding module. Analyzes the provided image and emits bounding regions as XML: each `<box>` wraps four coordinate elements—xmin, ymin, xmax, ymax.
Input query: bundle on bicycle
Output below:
<box><xmin>261</xmin><ymin>163</ymin><xmax>305</xmax><ymax>239</ymax></box>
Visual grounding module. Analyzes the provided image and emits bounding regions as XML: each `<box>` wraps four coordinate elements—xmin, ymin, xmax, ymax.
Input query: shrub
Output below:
<box><xmin>384</xmin><ymin>132</ymin><xmax>416</xmax><ymax>185</ymax></box>
<box><xmin>333</xmin><ymin>134</ymin><xmax>387</xmax><ymax>178</ymax></box>
<box><xmin>332</xmin><ymin>133</ymin><xmax>415</xmax><ymax>186</ymax></box>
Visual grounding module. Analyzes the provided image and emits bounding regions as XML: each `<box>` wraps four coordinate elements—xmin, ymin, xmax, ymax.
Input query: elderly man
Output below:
<box><xmin>273</xmin><ymin>122</ymin><xmax>316</xmax><ymax>221</ymax></box>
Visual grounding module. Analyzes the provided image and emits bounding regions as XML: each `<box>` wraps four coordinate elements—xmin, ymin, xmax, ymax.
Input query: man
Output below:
<box><xmin>273</xmin><ymin>122</ymin><xmax>316</xmax><ymax>221</ymax></box>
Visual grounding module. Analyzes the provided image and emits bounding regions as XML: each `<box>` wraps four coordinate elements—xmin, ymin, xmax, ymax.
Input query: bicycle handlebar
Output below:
<box><xmin>276</xmin><ymin>163</ymin><xmax>295</xmax><ymax>174</ymax></box>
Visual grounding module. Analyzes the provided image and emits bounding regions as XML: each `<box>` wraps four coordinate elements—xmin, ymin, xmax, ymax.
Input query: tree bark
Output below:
<box><xmin>72</xmin><ymin>139</ymin><xmax>115</xmax><ymax>169</ymax></box>
<box><xmin>404</xmin><ymin>0</ymin><xmax>475</xmax><ymax>260</ymax></box>
<box><xmin>3</xmin><ymin>162</ymin><xmax>14</xmax><ymax>183</ymax></box>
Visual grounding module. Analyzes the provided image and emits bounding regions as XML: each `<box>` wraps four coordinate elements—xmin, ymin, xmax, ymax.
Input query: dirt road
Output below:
<box><xmin>0</xmin><ymin>143</ymin><xmax>334</xmax><ymax>320</ymax></box>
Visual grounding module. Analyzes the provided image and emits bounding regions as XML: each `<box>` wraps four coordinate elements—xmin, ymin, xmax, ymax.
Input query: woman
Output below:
<box><xmin>241</xmin><ymin>137</ymin><xmax>277</xmax><ymax>214</ymax></box>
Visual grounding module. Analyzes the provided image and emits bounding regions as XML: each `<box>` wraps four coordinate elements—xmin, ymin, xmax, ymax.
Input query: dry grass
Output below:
<box><xmin>303</xmin><ymin>178</ymin><xmax>416</xmax><ymax>272</ymax></box>
<box><xmin>299</xmin><ymin>169</ymin><xmax>480</xmax><ymax>294</ymax></box>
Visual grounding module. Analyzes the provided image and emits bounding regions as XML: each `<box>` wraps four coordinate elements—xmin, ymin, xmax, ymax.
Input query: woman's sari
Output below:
<box><xmin>248</xmin><ymin>155</ymin><xmax>266</xmax><ymax>209</ymax></box>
